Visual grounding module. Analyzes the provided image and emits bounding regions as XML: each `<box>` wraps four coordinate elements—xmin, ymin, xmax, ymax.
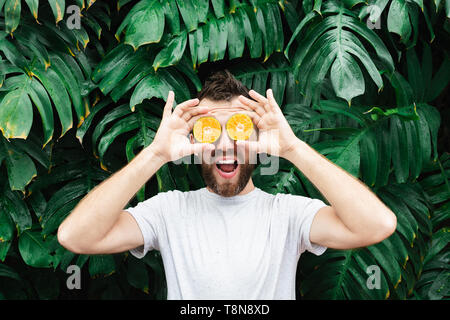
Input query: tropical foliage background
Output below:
<box><xmin>0</xmin><ymin>0</ymin><xmax>448</xmax><ymax>299</ymax></box>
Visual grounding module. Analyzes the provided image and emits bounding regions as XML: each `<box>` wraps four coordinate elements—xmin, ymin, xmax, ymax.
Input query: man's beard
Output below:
<box><xmin>201</xmin><ymin>163</ymin><xmax>255</xmax><ymax>197</ymax></box>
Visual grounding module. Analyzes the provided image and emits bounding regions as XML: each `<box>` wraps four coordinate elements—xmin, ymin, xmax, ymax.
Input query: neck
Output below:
<box><xmin>237</xmin><ymin>178</ymin><xmax>255</xmax><ymax>195</ymax></box>
<box><xmin>206</xmin><ymin>178</ymin><xmax>255</xmax><ymax>196</ymax></box>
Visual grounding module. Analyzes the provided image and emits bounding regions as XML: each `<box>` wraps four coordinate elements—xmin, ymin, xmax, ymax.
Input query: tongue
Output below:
<box><xmin>218</xmin><ymin>164</ymin><xmax>236</xmax><ymax>173</ymax></box>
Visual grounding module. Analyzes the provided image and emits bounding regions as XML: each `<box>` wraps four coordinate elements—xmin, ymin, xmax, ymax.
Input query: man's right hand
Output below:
<box><xmin>57</xmin><ymin>91</ymin><xmax>216</xmax><ymax>255</ymax></box>
<box><xmin>150</xmin><ymin>91</ymin><xmax>216</xmax><ymax>163</ymax></box>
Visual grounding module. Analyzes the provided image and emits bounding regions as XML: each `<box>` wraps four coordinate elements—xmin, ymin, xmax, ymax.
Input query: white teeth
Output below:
<box><xmin>217</xmin><ymin>160</ymin><xmax>235</xmax><ymax>164</ymax></box>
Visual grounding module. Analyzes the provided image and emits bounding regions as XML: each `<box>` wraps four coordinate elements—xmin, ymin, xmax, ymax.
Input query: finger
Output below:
<box><xmin>266</xmin><ymin>89</ymin><xmax>280</xmax><ymax>112</ymax></box>
<box><xmin>181</xmin><ymin>106</ymin><xmax>211</xmax><ymax>123</ymax></box>
<box><xmin>250</xmin><ymin>89</ymin><xmax>272</xmax><ymax>113</ymax></box>
<box><xmin>173</xmin><ymin>98</ymin><xmax>200</xmax><ymax>117</ymax></box>
<box><xmin>163</xmin><ymin>91</ymin><xmax>175</xmax><ymax>118</ymax></box>
<box><xmin>249</xmin><ymin>89</ymin><xmax>269</xmax><ymax>106</ymax></box>
<box><xmin>238</xmin><ymin>95</ymin><xmax>266</xmax><ymax>116</ymax></box>
<box><xmin>238</xmin><ymin>110</ymin><xmax>263</xmax><ymax>129</ymax></box>
<box><xmin>186</xmin><ymin>112</ymin><xmax>214</xmax><ymax>131</ymax></box>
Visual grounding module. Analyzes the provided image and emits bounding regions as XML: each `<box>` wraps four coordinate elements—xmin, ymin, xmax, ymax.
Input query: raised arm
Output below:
<box><xmin>283</xmin><ymin>140</ymin><xmax>397</xmax><ymax>249</ymax></box>
<box><xmin>57</xmin><ymin>92</ymin><xmax>214</xmax><ymax>254</ymax></box>
<box><xmin>238</xmin><ymin>89</ymin><xmax>397</xmax><ymax>250</ymax></box>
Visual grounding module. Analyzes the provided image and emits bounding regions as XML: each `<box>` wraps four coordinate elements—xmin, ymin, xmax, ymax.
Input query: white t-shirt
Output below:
<box><xmin>125</xmin><ymin>187</ymin><xmax>327</xmax><ymax>300</ymax></box>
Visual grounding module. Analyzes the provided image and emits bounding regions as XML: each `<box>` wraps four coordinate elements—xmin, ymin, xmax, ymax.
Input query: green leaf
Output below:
<box><xmin>196</xmin><ymin>0</ymin><xmax>209</xmax><ymax>23</ymax></box>
<box><xmin>256</xmin><ymin>3</ymin><xmax>274</xmax><ymax>62</ymax></box>
<box><xmin>27</xmin><ymin>190</ymin><xmax>47</xmax><ymax>222</ymax></box>
<box><xmin>175</xmin><ymin>0</ymin><xmax>198</xmax><ymax>32</ymax></box>
<box><xmin>48</xmin><ymin>53</ymin><xmax>85</xmax><ymax>126</ymax></box>
<box><xmin>427</xmin><ymin>270</ymin><xmax>449</xmax><ymax>299</ymax></box>
<box><xmin>156</xmin><ymin>163</ymin><xmax>176</xmax><ymax>192</ymax></box>
<box><xmin>227</xmin><ymin>13</ymin><xmax>245</xmax><ymax>60</ymax></box>
<box><xmin>0</xmin><ymin>76</ymin><xmax>33</xmax><ymax>139</ymax></box>
<box><xmin>28</xmin><ymin>78</ymin><xmax>54</xmax><ymax>147</ymax></box>
<box><xmin>91</xmin><ymin>104</ymin><xmax>130</xmax><ymax>150</ymax></box>
<box><xmin>0</xmin><ymin>201</ymin><xmax>15</xmax><ymax>242</ymax></box>
<box><xmin>41</xmin><ymin>180</ymin><xmax>88</xmax><ymax>234</ymax></box>
<box><xmin>162</xmin><ymin>0</ymin><xmax>181</xmax><ymax>34</ymax></box>
<box><xmin>289</xmin><ymin>4</ymin><xmax>393</xmax><ymax>104</ymax></box>
<box><xmin>360</xmin><ymin>128</ymin><xmax>377</xmax><ymax>187</ymax></box>
<box><xmin>209</xmin><ymin>16</ymin><xmax>228</xmax><ymax>62</ymax></box>
<box><xmin>4</xmin><ymin>0</ymin><xmax>21</xmax><ymax>34</ymax></box>
<box><xmin>416</xmin><ymin>104</ymin><xmax>440</xmax><ymax>161</ymax></box>
<box><xmin>130</xmin><ymin>73</ymin><xmax>171</xmax><ymax>111</ymax></box>
<box><xmin>196</xmin><ymin>25</ymin><xmax>210</xmax><ymax>65</ymax></box>
<box><xmin>31</xmin><ymin>67</ymin><xmax>73</xmax><ymax>138</ymax></box>
<box><xmin>211</xmin><ymin>0</ymin><xmax>225</xmax><ymax>18</ymax></box>
<box><xmin>314</xmin><ymin>130</ymin><xmax>363</xmax><ymax>178</ymax></box>
<box><xmin>390</xmin><ymin>115</ymin><xmax>409</xmax><ymax>183</ymax></box>
<box><xmin>25</xmin><ymin>0</ymin><xmax>39</xmax><ymax>20</ymax></box>
<box><xmin>76</xmin><ymin>98</ymin><xmax>111</xmax><ymax>144</ymax></box>
<box><xmin>0</xmin><ymin>136</ymin><xmax>37</xmax><ymax>192</ymax></box>
<box><xmin>284</xmin><ymin>11</ymin><xmax>317</xmax><ymax>60</ymax></box>
<box><xmin>11</xmin><ymin>136</ymin><xmax>50</xmax><ymax>169</ymax></box>
<box><xmin>48</xmin><ymin>0</ymin><xmax>65</xmax><ymax>24</ymax></box>
<box><xmin>239</xmin><ymin>6</ymin><xmax>262</xmax><ymax>59</ymax></box>
<box><xmin>0</xmin><ymin>264</ymin><xmax>21</xmax><ymax>281</ymax></box>
<box><xmin>124</xmin><ymin>0</ymin><xmax>164</xmax><ymax>50</ymax></box>
<box><xmin>330</xmin><ymin>52</ymin><xmax>365</xmax><ymax>104</ymax></box>
<box><xmin>18</xmin><ymin>230</ymin><xmax>55</xmax><ymax>268</ymax></box>
<box><xmin>153</xmin><ymin>31</ymin><xmax>187</xmax><ymax>70</ymax></box>
<box><xmin>428</xmin><ymin>56</ymin><xmax>450</xmax><ymax>102</ymax></box>
<box><xmin>126</xmin><ymin>256</ymin><xmax>149</xmax><ymax>293</ymax></box>
<box><xmin>342</xmin><ymin>0</ymin><xmax>365</xmax><ymax>8</ymax></box>
<box><xmin>424</xmin><ymin>228</ymin><xmax>450</xmax><ymax>264</ymax></box>
<box><xmin>387</xmin><ymin>0</ymin><xmax>411</xmax><ymax>42</ymax></box>
<box><xmin>110</xmin><ymin>62</ymin><xmax>154</xmax><ymax>102</ymax></box>
<box><xmin>88</xmin><ymin>255</ymin><xmax>116</xmax><ymax>278</ymax></box>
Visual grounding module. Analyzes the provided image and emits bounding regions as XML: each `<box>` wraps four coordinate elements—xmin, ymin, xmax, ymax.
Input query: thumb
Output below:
<box><xmin>163</xmin><ymin>91</ymin><xmax>175</xmax><ymax>118</ymax></box>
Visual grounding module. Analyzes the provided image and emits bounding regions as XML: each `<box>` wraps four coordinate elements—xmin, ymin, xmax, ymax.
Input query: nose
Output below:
<box><xmin>215</xmin><ymin>125</ymin><xmax>236</xmax><ymax>157</ymax></box>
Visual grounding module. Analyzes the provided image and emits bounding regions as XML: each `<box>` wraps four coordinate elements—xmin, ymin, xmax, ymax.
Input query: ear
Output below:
<box><xmin>189</xmin><ymin>133</ymin><xmax>195</xmax><ymax>144</ymax></box>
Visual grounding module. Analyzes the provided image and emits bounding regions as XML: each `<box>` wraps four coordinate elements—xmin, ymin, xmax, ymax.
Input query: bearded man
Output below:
<box><xmin>58</xmin><ymin>70</ymin><xmax>397</xmax><ymax>300</ymax></box>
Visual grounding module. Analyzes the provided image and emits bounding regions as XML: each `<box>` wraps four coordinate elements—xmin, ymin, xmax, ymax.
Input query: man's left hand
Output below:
<box><xmin>237</xmin><ymin>88</ymin><xmax>300</xmax><ymax>159</ymax></box>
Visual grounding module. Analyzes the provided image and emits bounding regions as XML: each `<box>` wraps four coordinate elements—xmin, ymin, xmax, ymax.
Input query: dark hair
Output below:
<box><xmin>197</xmin><ymin>69</ymin><xmax>251</xmax><ymax>101</ymax></box>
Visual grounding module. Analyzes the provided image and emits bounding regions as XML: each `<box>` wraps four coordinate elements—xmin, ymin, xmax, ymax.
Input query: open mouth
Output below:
<box><xmin>215</xmin><ymin>159</ymin><xmax>239</xmax><ymax>179</ymax></box>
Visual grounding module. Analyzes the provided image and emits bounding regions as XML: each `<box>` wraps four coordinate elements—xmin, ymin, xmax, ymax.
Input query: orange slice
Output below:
<box><xmin>193</xmin><ymin>116</ymin><xmax>222</xmax><ymax>143</ymax></box>
<box><xmin>226</xmin><ymin>113</ymin><xmax>253</xmax><ymax>140</ymax></box>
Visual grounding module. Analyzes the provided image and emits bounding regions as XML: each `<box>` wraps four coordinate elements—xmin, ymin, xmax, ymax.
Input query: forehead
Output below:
<box><xmin>198</xmin><ymin>97</ymin><xmax>246</xmax><ymax>121</ymax></box>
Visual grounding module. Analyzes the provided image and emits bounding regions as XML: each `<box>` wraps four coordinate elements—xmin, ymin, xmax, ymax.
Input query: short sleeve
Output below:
<box><xmin>282</xmin><ymin>194</ymin><xmax>328</xmax><ymax>256</ymax></box>
<box><xmin>124</xmin><ymin>195</ymin><xmax>164</xmax><ymax>258</ymax></box>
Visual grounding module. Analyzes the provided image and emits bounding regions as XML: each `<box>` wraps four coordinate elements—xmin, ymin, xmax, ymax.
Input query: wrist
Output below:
<box><xmin>129</xmin><ymin>144</ymin><xmax>166</xmax><ymax>179</ymax></box>
<box><xmin>145</xmin><ymin>142</ymin><xmax>168</xmax><ymax>165</ymax></box>
<box><xmin>281</xmin><ymin>137</ymin><xmax>303</xmax><ymax>161</ymax></box>
<box><xmin>283</xmin><ymin>139</ymin><xmax>324</xmax><ymax>174</ymax></box>
<box><xmin>123</xmin><ymin>143</ymin><xmax>167</xmax><ymax>187</ymax></box>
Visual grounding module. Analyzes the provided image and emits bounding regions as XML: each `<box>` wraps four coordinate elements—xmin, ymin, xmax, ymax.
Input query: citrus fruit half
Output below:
<box><xmin>226</xmin><ymin>113</ymin><xmax>253</xmax><ymax>140</ymax></box>
<box><xmin>193</xmin><ymin>116</ymin><xmax>222</xmax><ymax>143</ymax></box>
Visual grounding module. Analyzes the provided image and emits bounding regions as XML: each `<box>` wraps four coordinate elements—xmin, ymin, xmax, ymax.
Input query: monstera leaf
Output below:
<box><xmin>0</xmin><ymin>133</ymin><xmax>50</xmax><ymax>191</ymax></box>
<box><xmin>285</xmin><ymin>0</ymin><xmax>395</xmax><ymax>105</ymax></box>
<box><xmin>0</xmin><ymin>0</ymin><xmax>100</xmax><ymax>33</ymax></box>
<box><xmin>0</xmin><ymin>18</ymin><xmax>94</xmax><ymax>145</ymax></box>
<box><xmin>359</xmin><ymin>0</ymin><xmax>439</xmax><ymax>47</ymax></box>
